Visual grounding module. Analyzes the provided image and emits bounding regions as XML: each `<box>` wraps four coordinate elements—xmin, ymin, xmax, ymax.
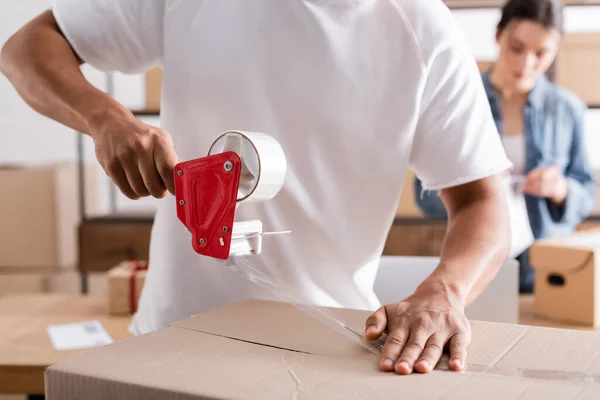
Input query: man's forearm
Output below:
<box><xmin>0</xmin><ymin>10</ymin><xmax>124</xmax><ymax>135</ymax></box>
<box><xmin>419</xmin><ymin>178</ymin><xmax>510</xmax><ymax>306</ymax></box>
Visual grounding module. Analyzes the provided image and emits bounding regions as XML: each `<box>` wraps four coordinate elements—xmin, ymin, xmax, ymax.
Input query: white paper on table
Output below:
<box><xmin>46</xmin><ymin>320</ymin><xmax>114</xmax><ymax>351</ymax></box>
<box><xmin>503</xmin><ymin>174</ymin><xmax>534</xmax><ymax>258</ymax></box>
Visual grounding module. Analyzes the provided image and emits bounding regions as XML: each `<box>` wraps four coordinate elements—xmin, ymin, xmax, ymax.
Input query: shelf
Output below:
<box><xmin>444</xmin><ymin>0</ymin><xmax>600</xmax><ymax>9</ymax></box>
<box><xmin>83</xmin><ymin>212</ymin><xmax>155</xmax><ymax>224</ymax></box>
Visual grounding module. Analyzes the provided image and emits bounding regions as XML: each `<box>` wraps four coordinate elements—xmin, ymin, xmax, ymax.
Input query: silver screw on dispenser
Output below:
<box><xmin>223</xmin><ymin>226</ymin><xmax>228</xmax><ymax>232</ymax></box>
<box><xmin>177</xmin><ymin>170</ymin><xmax>183</xmax><ymax>176</ymax></box>
<box><xmin>224</xmin><ymin>161</ymin><xmax>233</xmax><ymax>171</ymax></box>
<box><xmin>179</xmin><ymin>200</ymin><xmax>185</xmax><ymax>206</ymax></box>
<box><xmin>199</xmin><ymin>238</ymin><xmax>206</xmax><ymax>245</ymax></box>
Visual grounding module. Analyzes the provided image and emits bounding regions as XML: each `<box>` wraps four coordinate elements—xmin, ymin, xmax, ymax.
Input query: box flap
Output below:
<box><xmin>170</xmin><ymin>299</ymin><xmax>372</xmax><ymax>357</ymax></box>
<box><xmin>45</xmin><ymin>300</ymin><xmax>600</xmax><ymax>399</ymax></box>
<box><xmin>529</xmin><ymin>232</ymin><xmax>598</xmax><ymax>274</ymax></box>
<box><xmin>537</xmin><ymin>230</ymin><xmax>600</xmax><ymax>250</ymax></box>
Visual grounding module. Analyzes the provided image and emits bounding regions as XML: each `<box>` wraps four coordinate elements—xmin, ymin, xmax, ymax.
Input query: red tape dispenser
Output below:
<box><xmin>174</xmin><ymin>130</ymin><xmax>288</xmax><ymax>260</ymax></box>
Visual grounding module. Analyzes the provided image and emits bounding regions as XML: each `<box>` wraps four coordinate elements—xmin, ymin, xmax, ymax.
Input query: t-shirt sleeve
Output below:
<box><xmin>52</xmin><ymin>0</ymin><xmax>165</xmax><ymax>73</ymax></box>
<box><xmin>408</xmin><ymin>10</ymin><xmax>512</xmax><ymax>191</ymax></box>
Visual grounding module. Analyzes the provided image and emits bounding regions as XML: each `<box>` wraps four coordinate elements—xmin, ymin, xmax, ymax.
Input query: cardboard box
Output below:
<box><xmin>0</xmin><ymin>163</ymin><xmax>97</xmax><ymax>269</ymax></box>
<box><xmin>556</xmin><ymin>32</ymin><xmax>600</xmax><ymax>107</ymax></box>
<box><xmin>107</xmin><ymin>261</ymin><xmax>147</xmax><ymax>315</ymax></box>
<box><xmin>530</xmin><ymin>229</ymin><xmax>600</xmax><ymax>327</ymax></box>
<box><xmin>0</xmin><ymin>272</ymin><xmax>45</xmax><ymax>295</ymax></box>
<box><xmin>46</xmin><ymin>299</ymin><xmax>600</xmax><ymax>399</ymax></box>
<box><xmin>145</xmin><ymin>67</ymin><xmax>162</xmax><ymax>112</ymax></box>
<box><xmin>395</xmin><ymin>169</ymin><xmax>424</xmax><ymax>218</ymax></box>
<box><xmin>477</xmin><ymin>60</ymin><xmax>494</xmax><ymax>73</ymax></box>
<box><xmin>45</xmin><ymin>270</ymin><xmax>107</xmax><ymax>295</ymax></box>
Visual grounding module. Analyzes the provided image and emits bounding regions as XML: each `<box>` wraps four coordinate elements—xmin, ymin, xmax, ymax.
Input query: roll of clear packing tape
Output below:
<box><xmin>208</xmin><ymin>130</ymin><xmax>287</xmax><ymax>203</ymax></box>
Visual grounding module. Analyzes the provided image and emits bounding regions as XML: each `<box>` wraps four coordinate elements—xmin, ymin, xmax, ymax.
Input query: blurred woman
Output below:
<box><xmin>414</xmin><ymin>0</ymin><xmax>596</xmax><ymax>293</ymax></box>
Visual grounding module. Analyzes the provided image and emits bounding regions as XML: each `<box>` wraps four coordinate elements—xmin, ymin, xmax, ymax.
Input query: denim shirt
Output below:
<box><xmin>414</xmin><ymin>71</ymin><xmax>597</xmax><ymax>241</ymax></box>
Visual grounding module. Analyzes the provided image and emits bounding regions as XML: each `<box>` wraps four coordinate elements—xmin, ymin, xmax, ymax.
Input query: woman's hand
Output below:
<box><xmin>522</xmin><ymin>165</ymin><xmax>568</xmax><ymax>205</ymax></box>
<box><xmin>364</xmin><ymin>279</ymin><xmax>471</xmax><ymax>374</ymax></box>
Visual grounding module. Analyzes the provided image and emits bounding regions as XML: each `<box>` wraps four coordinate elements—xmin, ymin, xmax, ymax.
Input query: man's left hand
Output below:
<box><xmin>364</xmin><ymin>280</ymin><xmax>471</xmax><ymax>374</ymax></box>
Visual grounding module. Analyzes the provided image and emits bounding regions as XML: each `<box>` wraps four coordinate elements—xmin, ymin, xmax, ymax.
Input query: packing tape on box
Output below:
<box><xmin>436</xmin><ymin>355</ymin><xmax>600</xmax><ymax>384</ymax></box>
<box><xmin>201</xmin><ymin>131</ymin><xmax>600</xmax><ymax>384</ymax></box>
<box><xmin>224</xmin><ymin>255</ymin><xmax>384</xmax><ymax>356</ymax></box>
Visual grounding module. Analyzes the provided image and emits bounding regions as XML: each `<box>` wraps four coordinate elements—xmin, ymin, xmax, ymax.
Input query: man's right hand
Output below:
<box><xmin>1</xmin><ymin>10</ymin><xmax>180</xmax><ymax>201</ymax></box>
<box><xmin>90</xmin><ymin>112</ymin><xmax>180</xmax><ymax>199</ymax></box>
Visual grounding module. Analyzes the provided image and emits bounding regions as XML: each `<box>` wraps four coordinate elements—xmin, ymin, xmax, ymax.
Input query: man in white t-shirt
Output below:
<box><xmin>1</xmin><ymin>0</ymin><xmax>512</xmax><ymax>375</ymax></box>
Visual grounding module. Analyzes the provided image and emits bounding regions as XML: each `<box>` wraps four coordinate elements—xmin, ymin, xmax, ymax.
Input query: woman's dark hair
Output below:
<box><xmin>497</xmin><ymin>0</ymin><xmax>564</xmax><ymax>34</ymax></box>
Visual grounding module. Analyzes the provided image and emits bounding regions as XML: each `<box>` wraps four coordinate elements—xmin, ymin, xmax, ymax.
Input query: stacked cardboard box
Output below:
<box><xmin>0</xmin><ymin>163</ymin><xmax>98</xmax><ymax>296</ymax></box>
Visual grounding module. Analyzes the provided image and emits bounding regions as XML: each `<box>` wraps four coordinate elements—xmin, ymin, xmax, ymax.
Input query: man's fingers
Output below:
<box><xmin>154</xmin><ymin>139</ymin><xmax>179</xmax><ymax>196</ymax></box>
<box><xmin>379</xmin><ymin>326</ymin><xmax>408</xmax><ymax>372</ymax></box>
<box><xmin>364</xmin><ymin>306</ymin><xmax>387</xmax><ymax>341</ymax></box>
<box><xmin>118</xmin><ymin>147</ymin><xmax>150</xmax><ymax>197</ymax></box>
<box><xmin>448</xmin><ymin>332</ymin><xmax>470</xmax><ymax>371</ymax></box>
<box><xmin>415</xmin><ymin>333</ymin><xmax>446</xmax><ymax>373</ymax></box>
<box><xmin>107</xmin><ymin>162</ymin><xmax>139</xmax><ymax>200</ymax></box>
<box><xmin>395</xmin><ymin>327</ymin><xmax>431</xmax><ymax>375</ymax></box>
<box><xmin>139</xmin><ymin>152</ymin><xmax>167</xmax><ymax>198</ymax></box>
<box><xmin>124</xmin><ymin>163</ymin><xmax>150</xmax><ymax>198</ymax></box>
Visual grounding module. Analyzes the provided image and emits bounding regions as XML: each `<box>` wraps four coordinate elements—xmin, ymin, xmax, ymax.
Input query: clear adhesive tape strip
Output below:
<box><xmin>436</xmin><ymin>355</ymin><xmax>600</xmax><ymax>385</ymax></box>
<box><xmin>208</xmin><ymin>130</ymin><xmax>287</xmax><ymax>203</ymax></box>
<box><xmin>224</xmin><ymin>255</ymin><xmax>384</xmax><ymax>356</ymax></box>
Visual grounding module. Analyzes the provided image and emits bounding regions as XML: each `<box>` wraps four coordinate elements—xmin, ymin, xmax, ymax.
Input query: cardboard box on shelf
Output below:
<box><xmin>477</xmin><ymin>59</ymin><xmax>494</xmax><ymax>73</ymax></box>
<box><xmin>45</xmin><ymin>270</ymin><xmax>107</xmax><ymax>296</ymax></box>
<box><xmin>395</xmin><ymin>169</ymin><xmax>424</xmax><ymax>218</ymax></box>
<box><xmin>530</xmin><ymin>229</ymin><xmax>600</xmax><ymax>327</ymax></box>
<box><xmin>0</xmin><ymin>272</ymin><xmax>45</xmax><ymax>295</ymax></box>
<box><xmin>46</xmin><ymin>299</ymin><xmax>600</xmax><ymax>399</ymax></box>
<box><xmin>0</xmin><ymin>163</ymin><xmax>98</xmax><ymax>270</ymax></box>
<box><xmin>107</xmin><ymin>261</ymin><xmax>147</xmax><ymax>315</ymax></box>
<box><xmin>556</xmin><ymin>32</ymin><xmax>600</xmax><ymax>107</ymax></box>
<box><xmin>144</xmin><ymin>67</ymin><xmax>162</xmax><ymax>112</ymax></box>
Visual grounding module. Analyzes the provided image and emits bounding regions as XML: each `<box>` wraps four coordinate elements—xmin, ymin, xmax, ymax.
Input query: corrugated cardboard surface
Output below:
<box><xmin>46</xmin><ymin>299</ymin><xmax>600</xmax><ymax>399</ymax></box>
<box><xmin>0</xmin><ymin>163</ymin><xmax>97</xmax><ymax>269</ymax></box>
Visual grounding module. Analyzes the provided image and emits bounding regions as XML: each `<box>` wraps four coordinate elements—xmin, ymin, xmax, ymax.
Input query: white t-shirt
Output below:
<box><xmin>53</xmin><ymin>0</ymin><xmax>511</xmax><ymax>334</ymax></box>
